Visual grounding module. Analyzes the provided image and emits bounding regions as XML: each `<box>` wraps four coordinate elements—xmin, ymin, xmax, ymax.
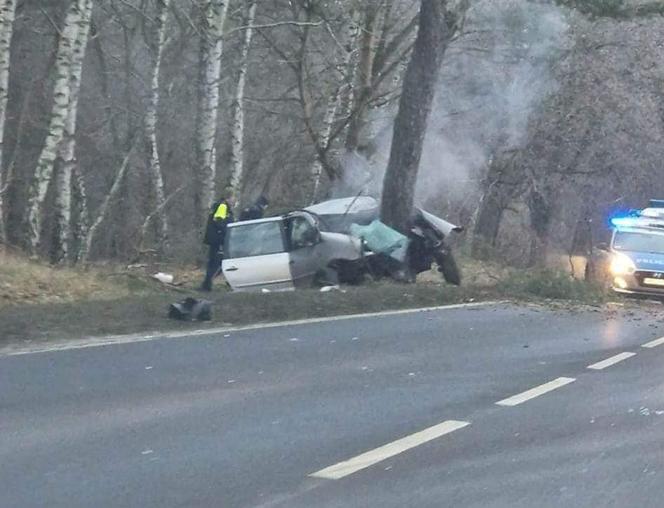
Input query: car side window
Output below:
<box><xmin>289</xmin><ymin>216</ymin><xmax>318</xmax><ymax>250</ymax></box>
<box><xmin>225</xmin><ymin>222</ymin><xmax>285</xmax><ymax>258</ymax></box>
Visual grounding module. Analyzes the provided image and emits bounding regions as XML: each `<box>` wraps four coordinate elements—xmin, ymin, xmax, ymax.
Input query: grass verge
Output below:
<box><xmin>0</xmin><ymin>282</ymin><xmax>492</xmax><ymax>348</ymax></box>
<box><xmin>0</xmin><ymin>251</ymin><xmax>618</xmax><ymax>349</ymax></box>
<box><xmin>497</xmin><ymin>268</ymin><xmax>606</xmax><ymax>303</ymax></box>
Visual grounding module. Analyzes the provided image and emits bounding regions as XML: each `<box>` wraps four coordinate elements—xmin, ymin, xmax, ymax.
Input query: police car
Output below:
<box><xmin>607</xmin><ymin>200</ymin><xmax>664</xmax><ymax>296</ymax></box>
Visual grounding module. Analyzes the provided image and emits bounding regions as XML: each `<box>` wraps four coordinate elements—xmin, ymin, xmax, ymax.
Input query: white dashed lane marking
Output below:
<box><xmin>309</xmin><ymin>420</ymin><xmax>470</xmax><ymax>480</ymax></box>
<box><xmin>496</xmin><ymin>377</ymin><xmax>576</xmax><ymax>407</ymax></box>
<box><xmin>642</xmin><ymin>336</ymin><xmax>664</xmax><ymax>349</ymax></box>
<box><xmin>587</xmin><ymin>352</ymin><xmax>636</xmax><ymax>370</ymax></box>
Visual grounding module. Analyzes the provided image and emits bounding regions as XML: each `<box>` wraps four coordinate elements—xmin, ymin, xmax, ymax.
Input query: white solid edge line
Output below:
<box><xmin>496</xmin><ymin>377</ymin><xmax>576</xmax><ymax>407</ymax></box>
<box><xmin>587</xmin><ymin>351</ymin><xmax>636</xmax><ymax>370</ymax></box>
<box><xmin>0</xmin><ymin>300</ymin><xmax>505</xmax><ymax>357</ymax></box>
<box><xmin>642</xmin><ymin>336</ymin><xmax>664</xmax><ymax>349</ymax></box>
<box><xmin>309</xmin><ymin>420</ymin><xmax>470</xmax><ymax>480</ymax></box>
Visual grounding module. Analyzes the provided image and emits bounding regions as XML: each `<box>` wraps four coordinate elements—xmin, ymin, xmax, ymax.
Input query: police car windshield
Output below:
<box><xmin>613</xmin><ymin>231</ymin><xmax>664</xmax><ymax>254</ymax></box>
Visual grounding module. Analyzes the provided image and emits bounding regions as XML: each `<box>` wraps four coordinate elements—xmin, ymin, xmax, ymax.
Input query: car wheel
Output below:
<box><xmin>436</xmin><ymin>249</ymin><xmax>461</xmax><ymax>286</ymax></box>
<box><xmin>335</xmin><ymin>259</ymin><xmax>366</xmax><ymax>285</ymax></box>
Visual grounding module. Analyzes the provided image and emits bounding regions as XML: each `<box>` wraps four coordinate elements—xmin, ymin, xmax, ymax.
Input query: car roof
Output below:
<box><xmin>305</xmin><ymin>196</ymin><xmax>378</xmax><ymax>216</ymax></box>
<box><xmin>227</xmin><ymin>216</ymin><xmax>281</xmax><ymax>227</ymax></box>
<box><xmin>228</xmin><ymin>210</ymin><xmax>320</xmax><ymax>228</ymax></box>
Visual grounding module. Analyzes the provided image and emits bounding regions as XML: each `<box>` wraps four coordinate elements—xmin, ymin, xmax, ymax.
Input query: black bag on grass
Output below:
<box><xmin>168</xmin><ymin>298</ymin><xmax>212</xmax><ymax>321</ymax></box>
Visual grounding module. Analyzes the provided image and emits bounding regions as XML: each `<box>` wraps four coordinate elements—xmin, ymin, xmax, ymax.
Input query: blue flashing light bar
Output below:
<box><xmin>610</xmin><ymin>217</ymin><xmax>636</xmax><ymax>228</ymax></box>
<box><xmin>650</xmin><ymin>199</ymin><xmax>664</xmax><ymax>208</ymax></box>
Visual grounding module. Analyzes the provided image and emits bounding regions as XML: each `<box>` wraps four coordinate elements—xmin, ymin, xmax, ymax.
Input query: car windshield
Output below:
<box><xmin>226</xmin><ymin>221</ymin><xmax>285</xmax><ymax>258</ymax></box>
<box><xmin>613</xmin><ymin>231</ymin><xmax>664</xmax><ymax>254</ymax></box>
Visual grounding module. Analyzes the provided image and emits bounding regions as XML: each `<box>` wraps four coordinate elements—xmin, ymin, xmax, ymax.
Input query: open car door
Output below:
<box><xmin>286</xmin><ymin>213</ymin><xmax>325</xmax><ymax>287</ymax></box>
<box><xmin>222</xmin><ymin>220</ymin><xmax>294</xmax><ymax>291</ymax></box>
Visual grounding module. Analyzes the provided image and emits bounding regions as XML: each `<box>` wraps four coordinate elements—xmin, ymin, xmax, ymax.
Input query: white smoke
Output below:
<box><xmin>341</xmin><ymin>0</ymin><xmax>571</xmax><ymax>214</ymax></box>
<box><xmin>416</xmin><ymin>0</ymin><xmax>569</xmax><ymax>206</ymax></box>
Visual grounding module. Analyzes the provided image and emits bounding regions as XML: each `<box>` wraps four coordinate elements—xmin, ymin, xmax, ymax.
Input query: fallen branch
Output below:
<box><xmin>137</xmin><ymin>182</ymin><xmax>188</xmax><ymax>252</ymax></box>
<box><xmin>81</xmin><ymin>144</ymin><xmax>134</xmax><ymax>263</ymax></box>
<box><xmin>226</xmin><ymin>20</ymin><xmax>322</xmax><ymax>36</ymax></box>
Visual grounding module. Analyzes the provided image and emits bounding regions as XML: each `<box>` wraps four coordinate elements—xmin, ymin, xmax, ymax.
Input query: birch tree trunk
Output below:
<box><xmin>344</xmin><ymin>4</ymin><xmax>380</xmax><ymax>154</ymax></box>
<box><xmin>310</xmin><ymin>9</ymin><xmax>360</xmax><ymax>203</ymax></box>
<box><xmin>25</xmin><ymin>0</ymin><xmax>85</xmax><ymax>255</ymax></box>
<box><xmin>52</xmin><ymin>0</ymin><xmax>93</xmax><ymax>264</ymax></box>
<box><xmin>143</xmin><ymin>0</ymin><xmax>170</xmax><ymax>252</ymax></box>
<box><xmin>195</xmin><ymin>0</ymin><xmax>229</xmax><ymax>227</ymax></box>
<box><xmin>0</xmin><ymin>0</ymin><xmax>17</xmax><ymax>245</ymax></box>
<box><xmin>310</xmin><ymin>91</ymin><xmax>342</xmax><ymax>204</ymax></box>
<box><xmin>228</xmin><ymin>0</ymin><xmax>256</xmax><ymax>208</ymax></box>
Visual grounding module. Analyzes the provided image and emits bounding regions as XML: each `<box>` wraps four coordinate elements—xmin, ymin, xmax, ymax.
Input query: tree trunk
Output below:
<box><xmin>228</xmin><ymin>0</ymin><xmax>257</xmax><ymax>208</ymax></box>
<box><xmin>310</xmin><ymin>90</ymin><xmax>343</xmax><ymax>204</ymax></box>
<box><xmin>310</xmin><ymin>7</ymin><xmax>360</xmax><ymax>204</ymax></box>
<box><xmin>471</xmin><ymin>188</ymin><xmax>509</xmax><ymax>258</ymax></box>
<box><xmin>195</xmin><ymin>0</ymin><xmax>229</xmax><ymax>228</ymax></box>
<box><xmin>527</xmin><ymin>188</ymin><xmax>553</xmax><ymax>266</ymax></box>
<box><xmin>143</xmin><ymin>0</ymin><xmax>171</xmax><ymax>253</ymax></box>
<box><xmin>380</xmin><ymin>0</ymin><xmax>450</xmax><ymax>234</ymax></box>
<box><xmin>52</xmin><ymin>0</ymin><xmax>93</xmax><ymax>264</ymax></box>
<box><xmin>0</xmin><ymin>0</ymin><xmax>17</xmax><ymax>246</ymax></box>
<box><xmin>344</xmin><ymin>3</ymin><xmax>380</xmax><ymax>154</ymax></box>
<box><xmin>25</xmin><ymin>0</ymin><xmax>86</xmax><ymax>255</ymax></box>
<box><xmin>471</xmin><ymin>154</ymin><xmax>522</xmax><ymax>259</ymax></box>
<box><xmin>71</xmin><ymin>166</ymin><xmax>89</xmax><ymax>263</ymax></box>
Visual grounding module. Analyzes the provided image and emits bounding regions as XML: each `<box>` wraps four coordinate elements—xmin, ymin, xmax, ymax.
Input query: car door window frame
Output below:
<box><xmin>224</xmin><ymin>220</ymin><xmax>287</xmax><ymax>259</ymax></box>
<box><xmin>287</xmin><ymin>214</ymin><xmax>320</xmax><ymax>251</ymax></box>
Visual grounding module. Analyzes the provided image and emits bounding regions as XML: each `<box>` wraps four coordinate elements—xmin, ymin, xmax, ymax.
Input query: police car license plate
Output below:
<box><xmin>644</xmin><ymin>277</ymin><xmax>664</xmax><ymax>287</ymax></box>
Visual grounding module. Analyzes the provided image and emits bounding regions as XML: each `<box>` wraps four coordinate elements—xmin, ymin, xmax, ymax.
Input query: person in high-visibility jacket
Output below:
<box><xmin>200</xmin><ymin>196</ymin><xmax>234</xmax><ymax>291</ymax></box>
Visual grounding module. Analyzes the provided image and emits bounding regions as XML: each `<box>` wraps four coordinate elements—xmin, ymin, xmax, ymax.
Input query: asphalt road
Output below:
<box><xmin>3</xmin><ymin>302</ymin><xmax>664</xmax><ymax>508</ymax></box>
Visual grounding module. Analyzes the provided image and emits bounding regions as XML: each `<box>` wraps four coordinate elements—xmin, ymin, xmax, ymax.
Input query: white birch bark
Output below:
<box><xmin>52</xmin><ymin>0</ymin><xmax>93</xmax><ymax>264</ymax></box>
<box><xmin>0</xmin><ymin>0</ymin><xmax>17</xmax><ymax>245</ymax></box>
<box><xmin>25</xmin><ymin>0</ymin><xmax>85</xmax><ymax>255</ymax></box>
<box><xmin>195</xmin><ymin>0</ymin><xmax>229</xmax><ymax>226</ymax></box>
<box><xmin>344</xmin><ymin>4</ymin><xmax>379</xmax><ymax>153</ymax></box>
<box><xmin>310</xmin><ymin>11</ymin><xmax>360</xmax><ymax>203</ymax></box>
<box><xmin>228</xmin><ymin>0</ymin><xmax>256</xmax><ymax>207</ymax></box>
<box><xmin>144</xmin><ymin>0</ymin><xmax>170</xmax><ymax>252</ymax></box>
<box><xmin>310</xmin><ymin>89</ymin><xmax>342</xmax><ymax>204</ymax></box>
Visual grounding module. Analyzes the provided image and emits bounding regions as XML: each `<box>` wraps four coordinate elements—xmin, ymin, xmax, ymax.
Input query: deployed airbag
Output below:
<box><xmin>350</xmin><ymin>220</ymin><xmax>409</xmax><ymax>262</ymax></box>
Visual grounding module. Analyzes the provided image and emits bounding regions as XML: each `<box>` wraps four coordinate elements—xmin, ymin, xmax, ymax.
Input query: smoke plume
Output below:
<box><xmin>342</xmin><ymin>0</ymin><xmax>571</xmax><ymax>217</ymax></box>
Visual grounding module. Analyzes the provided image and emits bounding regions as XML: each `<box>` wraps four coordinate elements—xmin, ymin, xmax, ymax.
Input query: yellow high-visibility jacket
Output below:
<box><xmin>213</xmin><ymin>202</ymin><xmax>229</xmax><ymax>221</ymax></box>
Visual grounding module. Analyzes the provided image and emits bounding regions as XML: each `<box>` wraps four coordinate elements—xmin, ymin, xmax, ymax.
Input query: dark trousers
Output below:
<box><xmin>201</xmin><ymin>244</ymin><xmax>222</xmax><ymax>291</ymax></box>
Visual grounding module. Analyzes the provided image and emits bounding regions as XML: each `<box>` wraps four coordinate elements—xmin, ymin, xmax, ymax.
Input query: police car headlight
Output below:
<box><xmin>610</xmin><ymin>253</ymin><xmax>636</xmax><ymax>275</ymax></box>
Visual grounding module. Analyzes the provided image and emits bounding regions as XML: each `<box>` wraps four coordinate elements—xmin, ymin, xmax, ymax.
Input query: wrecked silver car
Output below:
<box><xmin>307</xmin><ymin>197</ymin><xmax>462</xmax><ymax>285</ymax></box>
<box><xmin>221</xmin><ymin>210</ymin><xmax>365</xmax><ymax>292</ymax></box>
<box><xmin>222</xmin><ymin>197</ymin><xmax>462</xmax><ymax>292</ymax></box>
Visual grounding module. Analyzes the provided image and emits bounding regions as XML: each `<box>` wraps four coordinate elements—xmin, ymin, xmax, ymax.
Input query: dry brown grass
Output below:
<box><xmin>0</xmin><ymin>249</ymin><xmax>613</xmax><ymax>349</ymax></box>
<box><xmin>416</xmin><ymin>257</ymin><xmax>513</xmax><ymax>287</ymax></box>
<box><xmin>0</xmin><ymin>250</ymin><xmax>207</xmax><ymax>307</ymax></box>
